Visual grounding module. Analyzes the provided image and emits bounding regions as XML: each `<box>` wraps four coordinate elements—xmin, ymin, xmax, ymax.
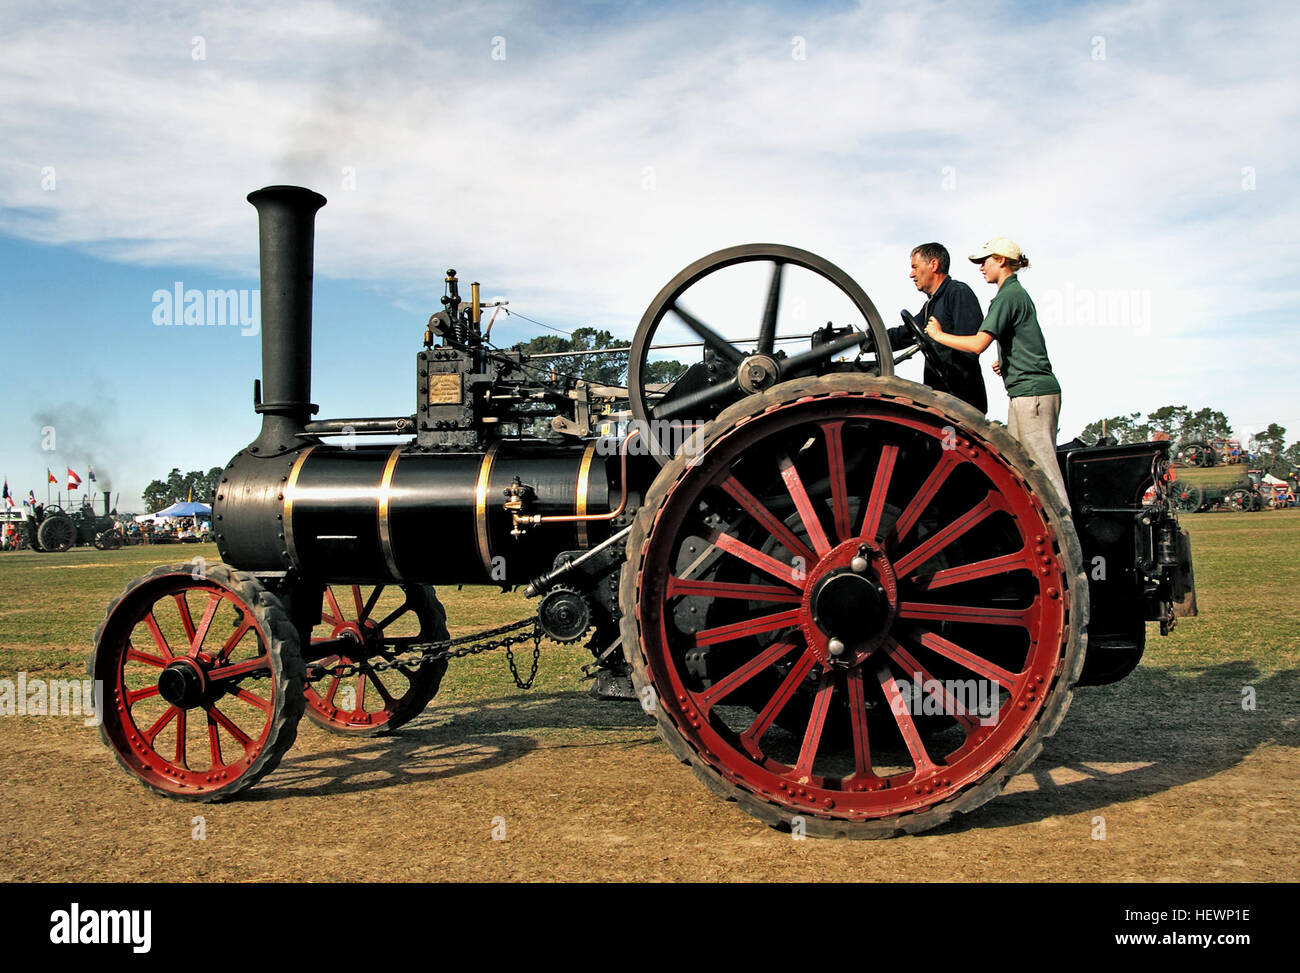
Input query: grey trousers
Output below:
<box><xmin>1007</xmin><ymin>393</ymin><xmax>1069</xmax><ymax>510</ymax></box>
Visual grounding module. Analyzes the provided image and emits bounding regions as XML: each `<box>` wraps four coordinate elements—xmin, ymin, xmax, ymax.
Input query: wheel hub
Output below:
<box><xmin>737</xmin><ymin>354</ymin><xmax>780</xmax><ymax>394</ymax></box>
<box><xmin>799</xmin><ymin>538</ymin><xmax>899</xmax><ymax>666</ymax></box>
<box><xmin>810</xmin><ymin>571</ymin><xmax>886</xmax><ymax>642</ymax></box>
<box><xmin>157</xmin><ymin>658</ymin><xmax>209</xmax><ymax>709</ymax></box>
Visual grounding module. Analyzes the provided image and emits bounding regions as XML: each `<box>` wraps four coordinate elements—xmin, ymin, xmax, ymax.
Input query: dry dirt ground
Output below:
<box><xmin>2</xmin><ymin>513</ymin><xmax>1297</xmax><ymax>882</ymax></box>
<box><xmin>2</xmin><ymin>664</ymin><xmax>1296</xmax><ymax>882</ymax></box>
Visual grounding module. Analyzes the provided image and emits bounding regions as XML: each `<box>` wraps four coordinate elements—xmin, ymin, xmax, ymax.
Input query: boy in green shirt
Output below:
<box><xmin>925</xmin><ymin>237</ymin><xmax>1068</xmax><ymax>509</ymax></box>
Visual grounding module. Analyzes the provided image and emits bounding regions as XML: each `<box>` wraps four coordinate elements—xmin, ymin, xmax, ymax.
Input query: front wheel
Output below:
<box><xmin>621</xmin><ymin>375</ymin><xmax>1087</xmax><ymax>837</ymax></box>
<box><xmin>89</xmin><ymin>563</ymin><xmax>305</xmax><ymax>801</ymax></box>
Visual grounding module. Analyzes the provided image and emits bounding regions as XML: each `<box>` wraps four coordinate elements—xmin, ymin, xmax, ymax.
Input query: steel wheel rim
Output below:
<box><xmin>633</xmin><ymin>390</ymin><xmax>1075</xmax><ymax>821</ymax></box>
<box><xmin>94</xmin><ymin>573</ymin><xmax>283</xmax><ymax>796</ymax></box>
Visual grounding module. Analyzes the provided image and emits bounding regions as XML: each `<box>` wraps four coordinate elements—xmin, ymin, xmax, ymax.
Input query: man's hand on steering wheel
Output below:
<box><xmin>900</xmin><ymin>309</ymin><xmax>954</xmax><ymax>391</ymax></box>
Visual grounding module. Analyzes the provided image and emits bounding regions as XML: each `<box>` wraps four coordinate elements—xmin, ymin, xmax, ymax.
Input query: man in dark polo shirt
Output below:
<box><xmin>885</xmin><ymin>242</ymin><xmax>987</xmax><ymax>414</ymax></box>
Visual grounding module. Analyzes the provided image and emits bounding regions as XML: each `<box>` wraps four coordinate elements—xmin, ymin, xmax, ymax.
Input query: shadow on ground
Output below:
<box><xmin>253</xmin><ymin>690</ymin><xmax>655</xmax><ymax>800</ymax></box>
<box><xmin>254</xmin><ymin>664</ymin><xmax>1298</xmax><ymax>829</ymax></box>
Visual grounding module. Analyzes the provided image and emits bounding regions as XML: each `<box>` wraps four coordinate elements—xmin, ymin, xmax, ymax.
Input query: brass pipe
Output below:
<box><xmin>514</xmin><ymin>429</ymin><xmax>639</xmax><ymax>529</ymax></box>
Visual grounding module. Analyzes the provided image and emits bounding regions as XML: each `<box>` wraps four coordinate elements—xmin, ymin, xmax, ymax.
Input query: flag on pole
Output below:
<box><xmin>88</xmin><ymin>466</ymin><xmax>97</xmax><ymax>482</ymax></box>
<box><xmin>28</xmin><ymin>490</ymin><xmax>37</xmax><ymax>506</ymax></box>
<box><xmin>2</xmin><ymin>480</ymin><xmax>12</xmax><ymax>509</ymax></box>
<box><xmin>67</xmin><ymin>468</ymin><xmax>82</xmax><ymax>491</ymax></box>
<box><xmin>47</xmin><ymin>469</ymin><xmax>57</xmax><ymax>484</ymax></box>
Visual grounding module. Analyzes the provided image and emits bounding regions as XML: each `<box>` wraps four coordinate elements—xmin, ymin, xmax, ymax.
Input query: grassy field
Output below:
<box><xmin>4</xmin><ymin>512</ymin><xmax>1297</xmax><ymax>686</ymax></box>
<box><xmin>0</xmin><ymin>512</ymin><xmax>1296</xmax><ymax>881</ymax></box>
<box><xmin>0</xmin><ymin>542</ymin><xmax>599</xmax><ymax>705</ymax></box>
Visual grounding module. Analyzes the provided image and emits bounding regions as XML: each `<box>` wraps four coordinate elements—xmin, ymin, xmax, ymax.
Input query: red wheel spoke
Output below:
<box><xmin>876</xmin><ymin>661</ymin><xmax>939</xmax><ymax>777</ymax></box>
<box><xmin>350</xmin><ymin>585</ymin><xmax>366</xmax><ymax>619</ymax></box>
<box><xmin>142</xmin><ymin>705</ymin><xmax>179</xmax><ymax>745</ymax></box>
<box><xmin>354</xmin><ymin>672</ymin><xmax>368</xmax><ymax>711</ymax></box>
<box><xmin>741</xmin><ymin>649</ymin><xmax>817</xmax><ymax>753</ymax></box>
<box><xmin>889</xmin><ymin>451</ymin><xmax>961</xmax><ymax>546</ymax></box>
<box><xmin>822</xmin><ymin>421</ymin><xmax>852</xmax><ymax>543</ymax></box>
<box><xmin>360</xmin><ymin>586</ymin><xmax>384</xmax><ymax>623</ymax></box>
<box><xmin>143</xmin><ymin>612</ymin><xmax>174</xmax><ymax>660</ymax></box>
<box><xmin>189</xmin><ymin>592</ymin><xmax>221</xmax><ymax>656</ymax></box>
<box><xmin>324</xmin><ymin>676</ymin><xmax>341</xmax><ymax>705</ymax></box>
<box><xmin>719</xmin><ymin>475</ymin><xmax>816</xmax><ymax>564</ymax></box>
<box><xmin>899</xmin><ymin>601</ymin><xmax>1032</xmax><ymax>629</ymax></box>
<box><xmin>858</xmin><ymin>443</ymin><xmax>900</xmax><ymax>543</ymax></box>
<box><xmin>234</xmin><ymin>687</ymin><xmax>272</xmax><ymax>714</ymax></box>
<box><xmin>218</xmin><ymin>615</ymin><xmax>253</xmax><ymax>661</ymax></box>
<box><xmin>206</xmin><ymin>713</ymin><xmax>223</xmax><ymax>766</ymax></box>
<box><xmin>911</xmin><ymin>549</ymin><xmax>1030</xmax><ymax>591</ymax></box>
<box><xmin>844</xmin><ymin>668</ymin><xmax>873</xmax><ymax>778</ymax></box>
<box><xmin>706</xmin><ymin>529</ymin><xmax>804</xmax><ymax>585</ymax></box>
<box><xmin>892</xmin><ymin>491</ymin><xmax>1009</xmax><ymax>577</ymax></box>
<box><xmin>323</xmin><ymin>587</ymin><xmax>344</xmax><ymax>627</ymax></box>
<box><xmin>697</xmin><ymin>640</ymin><xmax>801</xmax><ymax>712</ymax></box>
<box><xmin>125</xmin><ymin>684</ymin><xmax>160</xmax><ymax>707</ymax></box>
<box><xmin>174</xmin><ymin>710</ymin><xmax>187</xmax><ymax>768</ymax></box>
<box><xmin>885</xmin><ymin>637</ymin><xmax>982</xmax><ymax>729</ymax></box>
<box><xmin>125</xmin><ymin>642</ymin><xmax>167</xmax><ymax>668</ymax></box>
<box><xmin>793</xmin><ymin>671</ymin><xmax>835</xmax><ymax>778</ymax></box>
<box><xmin>692</xmin><ymin>609</ymin><xmax>802</xmax><ymax>648</ymax></box>
<box><xmin>666</xmin><ymin>576</ymin><xmax>801</xmax><ymax>604</ymax></box>
<box><xmin>172</xmin><ymin>593</ymin><xmax>197</xmax><ymax>644</ymax></box>
<box><xmin>913</xmin><ymin>630</ymin><xmax>1019</xmax><ymax>691</ymax></box>
<box><xmin>778</xmin><ymin>453</ymin><xmax>831</xmax><ymax>556</ymax></box>
<box><xmin>207</xmin><ymin>704</ymin><xmax>253</xmax><ymax>748</ymax></box>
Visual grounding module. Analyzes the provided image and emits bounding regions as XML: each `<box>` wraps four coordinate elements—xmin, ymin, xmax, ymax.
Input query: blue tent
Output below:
<box><xmin>154</xmin><ymin>500</ymin><xmax>212</xmax><ymax>519</ymax></box>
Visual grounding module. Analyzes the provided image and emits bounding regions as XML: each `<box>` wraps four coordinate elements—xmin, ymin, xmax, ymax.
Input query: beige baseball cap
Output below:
<box><xmin>969</xmin><ymin>237</ymin><xmax>1023</xmax><ymax>263</ymax></box>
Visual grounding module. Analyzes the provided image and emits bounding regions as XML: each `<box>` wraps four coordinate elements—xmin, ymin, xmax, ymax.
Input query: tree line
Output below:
<box><xmin>1079</xmin><ymin>406</ymin><xmax>1298</xmax><ymax>476</ymax></box>
<box><xmin>141</xmin><ymin>467</ymin><xmax>223</xmax><ymax>513</ymax></box>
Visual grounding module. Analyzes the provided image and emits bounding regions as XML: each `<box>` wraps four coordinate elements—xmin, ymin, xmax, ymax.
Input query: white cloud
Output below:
<box><xmin>1</xmin><ymin>0</ymin><xmax>1297</xmax><ymax>443</ymax></box>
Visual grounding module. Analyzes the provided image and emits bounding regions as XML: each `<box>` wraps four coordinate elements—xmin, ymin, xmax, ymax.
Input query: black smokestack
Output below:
<box><xmin>247</xmin><ymin>185</ymin><xmax>327</xmax><ymax>453</ymax></box>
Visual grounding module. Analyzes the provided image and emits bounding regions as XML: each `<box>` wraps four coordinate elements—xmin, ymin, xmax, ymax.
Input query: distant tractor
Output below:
<box><xmin>1172</xmin><ymin>480</ymin><xmax>1206</xmax><ymax>513</ymax></box>
<box><xmin>1175</xmin><ymin>438</ymin><xmax>1244</xmax><ymax>469</ymax></box>
<box><xmin>1224</xmin><ymin>470</ymin><xmax>1269</xmax><ymax>512</ymax></box>
<box><xmin>23</xmin><ymin>495</ymin><xmax>123</xmax><ymax>551</ymax></box>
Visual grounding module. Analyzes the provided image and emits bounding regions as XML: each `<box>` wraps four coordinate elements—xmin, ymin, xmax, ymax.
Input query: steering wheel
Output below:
<box><xmin>899</xmin><ymin>309</ymin><xmax>954</xmax><ymax>391</ymax></box>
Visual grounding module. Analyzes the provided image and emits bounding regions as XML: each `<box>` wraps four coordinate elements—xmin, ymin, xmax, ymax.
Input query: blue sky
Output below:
<box><xmin>1</xmin><ymin>0</ymin><xmax>1297</xmax><ymax>510</ymax></box>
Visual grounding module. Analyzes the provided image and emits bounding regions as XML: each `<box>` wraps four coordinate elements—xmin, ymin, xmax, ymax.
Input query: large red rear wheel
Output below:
<box><xmin>302</xmin><ymin>584</ymin><xmax>448</xmax><ymax>736</ymax></box>
<box><xmin>90</xmin><ymin>563</ymin><xmax>304</xmax><ymax>801</ymax></box>
<box><xmin>621</xmin><ymin>375</ymin><xmax>1087</xmax><ymax>837</ymax></box>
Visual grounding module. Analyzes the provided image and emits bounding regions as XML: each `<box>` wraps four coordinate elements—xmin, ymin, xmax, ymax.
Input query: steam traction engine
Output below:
<box><xmin>90</xmin><ymin>187</ymin><xmax>1196</xmax><ymax>837</ymax></box>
